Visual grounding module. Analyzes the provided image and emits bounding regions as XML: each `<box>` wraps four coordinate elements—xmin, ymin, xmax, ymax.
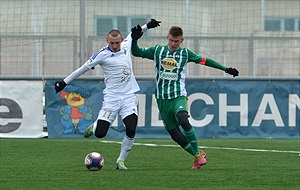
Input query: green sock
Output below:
<box><xmin>183</xmin><ymin>143</ymin><xmax>195</xmax><ymax>155</ymax></box>
<box><xmin>184</xmin><ymin>127</ymin><xmax>200</xmax><ymax>155</ymax></box>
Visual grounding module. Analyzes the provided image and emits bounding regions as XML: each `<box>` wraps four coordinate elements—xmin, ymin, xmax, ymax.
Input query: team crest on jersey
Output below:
<box><xmin>160</xmin><ymin>58</ymin><xmax>178</xmax><ymax>70</ymax></box>
<box><xmin>121</xmin><ymin>63</ymin><xmax>131</xmax><ymax>83</ymax></box>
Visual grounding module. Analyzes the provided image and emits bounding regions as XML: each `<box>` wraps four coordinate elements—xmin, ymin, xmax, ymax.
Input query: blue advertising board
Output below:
<box><xmin>45</xmin><ymin>79</ymin><xmax>299</xmax><ymax>138</ymax></box>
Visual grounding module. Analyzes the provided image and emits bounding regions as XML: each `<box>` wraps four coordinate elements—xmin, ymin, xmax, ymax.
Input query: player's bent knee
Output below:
<box><xmin>176</xmin><ymin>110</ymin><xmax>189</xmax><ymax>119</ymax></box>
<box><xmin>123</xmin><ymin>113</ymin><xmax>137</xmax><ymax>138</ymax></box>
<box><xmin>94</xmin><ymin>120</ymin><xmax>110</xmax><ymax>138</ymax></box>
<box><xmin>176</xmin><ymin>111</ymin><xmax>192</xmax><ymax>130</ymax></box>
<box><xmin>126</xmin><ymin>130</ymin><xmax>136</xmax><ymax>139</ymax></box>
<box><xmin>94</xmin><ymin>129</ymin><xmax>107</xmax><ymax>138</ymax></box>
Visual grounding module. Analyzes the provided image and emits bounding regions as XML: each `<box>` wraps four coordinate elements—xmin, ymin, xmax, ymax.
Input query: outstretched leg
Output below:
<box><xmin>176</xmin><ymin>111</ymin><xmax>200</xmax><ymax>154</ymax></box>
<box><xmin>176</xmin><ymin>110</ymin><xmax>206</xmax><ymax>169</ymax></box>
<box><xmin>167</xmin><ymin>126</ymin><xmax>196</xmax><ymax>155</ymax></box>
<box><xmin>116</xmin><ymin>113</ymin><xmax>137</xmax><ymax>170</ymax></box>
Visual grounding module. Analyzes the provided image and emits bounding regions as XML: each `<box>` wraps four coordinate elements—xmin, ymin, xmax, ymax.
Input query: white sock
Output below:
<box><xmin>92</xmin><ymin>121</ymin><xmax>97</xmax><ymax>134</ymax></box>
<box><xmin>116</xmin><ymin>135</ymin><xmax>135</xmax><ymax>163</ymax></box>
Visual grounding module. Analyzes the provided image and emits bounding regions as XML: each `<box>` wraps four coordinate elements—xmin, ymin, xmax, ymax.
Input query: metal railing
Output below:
<box><xmin>1</xmin><ymin>35</ymin><xmax>299</xmax><ymax>77</ymax></box>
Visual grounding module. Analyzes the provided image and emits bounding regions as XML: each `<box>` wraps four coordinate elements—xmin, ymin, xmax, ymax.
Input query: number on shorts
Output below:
<box><xmin>103</xmin><ymin>109</ymin><xmax>112</xmax><ymax>119</ymax></box>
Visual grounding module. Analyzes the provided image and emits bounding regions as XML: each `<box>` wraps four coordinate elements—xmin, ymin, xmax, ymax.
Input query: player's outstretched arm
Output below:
<box><xmin>141</xmin><ymin>18</ymin><xmax>161</xmax><ymax>32</ymax></box>
<box><xmin>201</xmin><ymin>57</ymin><xmax>239</xmax><ymax>77</ymax></box>
<box><xmin>54</xmin><ymin>64</ymin><xmax>89</xmax><ymax>93</ymax></box>
<box><xmin>131</xmin><ymin>19</ymin><xmax>161</xmax><ymax>42</ymax></box>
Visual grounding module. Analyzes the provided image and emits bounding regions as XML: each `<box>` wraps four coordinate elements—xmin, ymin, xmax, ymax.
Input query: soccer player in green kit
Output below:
<box><xmin>131</xmin><ymin>20</ymin><xmax>239</xmax><ymax>169</ymax></box>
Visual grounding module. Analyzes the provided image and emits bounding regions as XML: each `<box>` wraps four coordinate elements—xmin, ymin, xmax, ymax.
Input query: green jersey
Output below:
<box><xmin>132</xmin><ymin>42</ymin><xmax>226</xmax><ymax>99</ymax></box>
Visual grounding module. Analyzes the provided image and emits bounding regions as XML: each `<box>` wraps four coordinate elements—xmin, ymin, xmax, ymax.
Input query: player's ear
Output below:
<box><xmin>106</xmin><ymin>37</ymin><xmax>109</xmax><ymax>43</ymax></box>
<box><xmin>181</xmin><ymin>38</ymin><xmax>184</xmax><ymax>43</ymax></box>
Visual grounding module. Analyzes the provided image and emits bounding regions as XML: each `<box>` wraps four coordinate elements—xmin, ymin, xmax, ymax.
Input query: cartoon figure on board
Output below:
<box><xmin>58</xmin><ymin>84</ymin><xmax>94</xmax><ymax>134</ymax></box>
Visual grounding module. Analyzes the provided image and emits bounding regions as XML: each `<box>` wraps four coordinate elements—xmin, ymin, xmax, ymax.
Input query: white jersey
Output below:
<box><xmin>84</xmin><ymin>34</ymin><xmax>140</xmax><ymax>95</ymax></box>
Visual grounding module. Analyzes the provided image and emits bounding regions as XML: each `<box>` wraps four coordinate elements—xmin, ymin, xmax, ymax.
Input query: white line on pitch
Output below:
<box><xmin>99</xmin><ymin>140</ymin><xmax>300</xmax><ymax>154</ymax></box>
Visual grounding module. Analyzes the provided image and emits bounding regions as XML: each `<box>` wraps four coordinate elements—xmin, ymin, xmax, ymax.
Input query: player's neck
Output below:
<box><xmin>168</xmin><ymin>46</ymin><xmax>179</xmax><ymax>52</ymax></box>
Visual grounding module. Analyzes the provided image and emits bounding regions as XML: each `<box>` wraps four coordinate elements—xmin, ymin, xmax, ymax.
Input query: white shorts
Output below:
<box><xmin>97</xmin><ymin>93</ymin><xmax>138</xmax><ymax>124</ymax></box>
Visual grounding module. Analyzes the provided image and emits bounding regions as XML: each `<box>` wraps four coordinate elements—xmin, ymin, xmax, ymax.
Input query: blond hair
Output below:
<box><xmin>108</xmin><ymin>29</ymin><xmax>122</xmax><ymax>37</ymax></box>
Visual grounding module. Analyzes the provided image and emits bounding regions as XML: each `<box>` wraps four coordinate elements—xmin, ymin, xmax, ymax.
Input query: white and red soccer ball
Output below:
<box><xmin>84</xmin><ymin>152</ymin><xmax>104</xmax><ymax>171</ymax></box>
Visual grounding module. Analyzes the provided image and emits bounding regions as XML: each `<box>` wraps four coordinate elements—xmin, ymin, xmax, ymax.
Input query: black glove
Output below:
<box><xmin>131</xmin><ymin>24</ymin><xmax>143</xmax><ymax>41</ymax></box>
<box><xmin>55</xmin><ymin>80</ymin><xmax>67</xmax><ymax>93</ymax></box>
<box><xmin>225</xmin><ymin>68</ymin><xmax>239</xmax><ymax>77</ymax></box>
<box><xmin>146</xmin><ymin>18</ymin><xmax>161</xmax><ymax>29</ymax></box>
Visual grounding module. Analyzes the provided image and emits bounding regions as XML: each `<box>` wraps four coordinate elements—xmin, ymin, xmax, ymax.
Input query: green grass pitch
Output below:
<box><xmin>0</xmin><ymin>138</ymin><xmax>299</xmax><ymax>190</ymax></box>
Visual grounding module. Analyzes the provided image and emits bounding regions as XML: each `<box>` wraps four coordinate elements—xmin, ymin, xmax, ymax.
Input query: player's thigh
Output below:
<box><xmin>156</xmin><ymin>98</ymin><xmax>178</xmax><ymax>131</ymax></box>
<box><xmin>97</xmin><ymin>95</ymin><xmax>120</xmax><ymax>123</ymax></box>
<box><xmin>119</xmin><ymin>93</ymin><xmax>138</xmax><ymax>119</ymax></box>
<box><xmin>174</xmin><ymin>96</ymin><xmax>188</xmax><ymax>115</ymax></box>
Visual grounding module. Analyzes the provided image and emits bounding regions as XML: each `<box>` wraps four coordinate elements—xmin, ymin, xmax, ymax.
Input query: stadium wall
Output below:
<box><xmin>0</xmin><ymin>1</ymin><xmax>299</xmax><ymax>138</ymax></box>
<box><xmin>1</xmin><ymin>78</ymin><xmax>299</xmax><ymax>138</ymax></box>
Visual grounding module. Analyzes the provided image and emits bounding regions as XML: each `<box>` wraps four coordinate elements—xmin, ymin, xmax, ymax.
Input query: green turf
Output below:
<box><xmin>0</xmin><ymin>138</ymin><xmax>299</xmax><ymax>190</ymax></box>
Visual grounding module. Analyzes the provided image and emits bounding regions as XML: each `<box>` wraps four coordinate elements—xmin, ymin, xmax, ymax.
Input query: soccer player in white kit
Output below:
<box><xmin>55</xmin><ymin>20</ymin><xmax>159</xmax><ymax>170</ymax></box>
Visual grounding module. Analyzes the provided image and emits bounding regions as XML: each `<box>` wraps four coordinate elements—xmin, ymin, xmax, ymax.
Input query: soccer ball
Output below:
<box><xmin>84</xmin><ymin>152</ymin><xmax>104</xmax><ymax>171</ymax></box>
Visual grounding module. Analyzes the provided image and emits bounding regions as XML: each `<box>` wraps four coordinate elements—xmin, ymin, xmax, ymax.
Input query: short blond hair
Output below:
<box><xmin>108</xmin><ymin>29</ymin><xmax>122</xmax><ymax>37</ymax></box>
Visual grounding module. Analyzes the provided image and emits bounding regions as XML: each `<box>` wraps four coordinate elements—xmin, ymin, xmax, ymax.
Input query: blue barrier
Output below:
<box><xmin>45</xmin><ymin>79</ymin><xmax>300</xmax><ymax>138</ymax></box>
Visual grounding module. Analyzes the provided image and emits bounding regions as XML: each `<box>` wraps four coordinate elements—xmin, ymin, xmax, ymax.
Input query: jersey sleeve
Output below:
<box><xmin>131</xmin><ymin>41</ymin><xmax>156</xmax><ymax>60</ymax></box>
<box><xmin>187</xmin><ymin>49</ymin><xmax>226</xmax><ymax>71</ymax></box>
<box><xmin>85</xmin><ymin>49</ymin><xmax>105</xmax><ymax>69</ymax></box>
<box><xmin>187</xmin><ymin>49</ymin><xmax>204</xmax><ymax>63</ymax></box>
<box><xmin>63</xmin><ymin>64</ymin><xmax>89</xmax><ymax>84</ymax></box>
<box><xmin>124</xmin><ymin>32</ymin><xmax>133</xmax><ymax>46</ymax></box>
<box><xmin>141</xmin><ymin>24</ymin><xmax>148</xmax><ymax>32</ymax></box>
<box><xmin>64</xmin><ymin>49</ymin><xmax>105</xmax><ymax>84</ymax></box>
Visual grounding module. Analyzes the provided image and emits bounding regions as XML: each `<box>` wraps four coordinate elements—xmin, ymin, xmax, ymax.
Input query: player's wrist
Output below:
<box><xmin>141</xmin><ymin>24</ymin><xmax>148</xmax><ymax>32</ymax></box>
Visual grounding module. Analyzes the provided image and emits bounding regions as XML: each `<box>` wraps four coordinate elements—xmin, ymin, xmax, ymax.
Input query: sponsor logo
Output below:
<box><xmin>160</xmin><ymin>58</ymin><xmax>177</xmax><ymax>70</ymax></box>
<box><xmin>159</xmin><ymin>71</ymin><xmax>178</xmax><ymax>81</ymax></box>
<box><xmin>0</xmin><ymin>98</ymin><xmax>23</xmax><ymax>133</ymax></box>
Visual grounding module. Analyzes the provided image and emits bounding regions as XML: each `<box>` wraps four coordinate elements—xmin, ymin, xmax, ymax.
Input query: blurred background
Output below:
<box><xmin>0</xmin><ymin>0</ymin><xmax>299</xmax><ymax>78</ymax></box>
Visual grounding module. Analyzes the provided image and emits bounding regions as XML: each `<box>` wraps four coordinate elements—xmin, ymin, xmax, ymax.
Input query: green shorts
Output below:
<box><xmin>156</xmin><ymin>96</ymin><xmax>188</xmax><ymax>131</ymax></box>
